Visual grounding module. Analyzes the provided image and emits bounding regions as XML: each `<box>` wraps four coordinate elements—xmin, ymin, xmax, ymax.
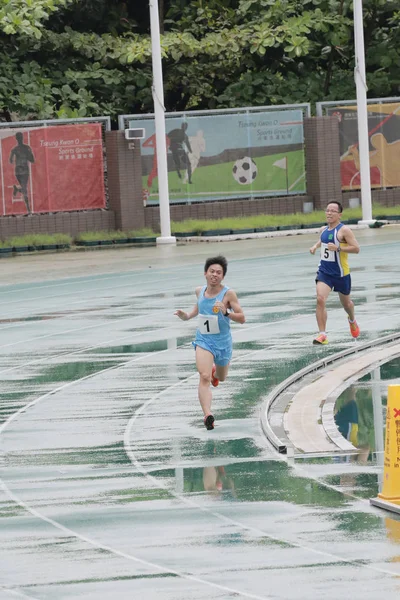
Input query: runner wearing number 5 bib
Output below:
<box><xmin>175</xmin><ymin>255</ymin><xmax>245</xmax><ymax>430</ymax></box>
<box><xmin>309</xmin><ymin>201</ymin><xmax>360</xmax><ymax>345</ymax></box>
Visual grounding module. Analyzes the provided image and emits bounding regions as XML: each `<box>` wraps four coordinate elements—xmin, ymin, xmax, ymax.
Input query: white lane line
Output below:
<box><xmin>0</xmin><ymin>258</ymin><xmax>274</xmax><ymax>313</ymax></box>
<box><xmin>0</xmin><ymin>349</ymin><xmax>272</xmax><ymax>600</ymax></box>
<box><xmin>0</xmin><ymin>588</ymin><xmax>39</xmax><ymax>599</ymax></box>
<box><xmin>0</xmin><ymin>305</ymin><xmax>181</xmax><ymax>351</ymax></box>
<box><xmin>2</xmin><ymin>312</ymin><xmax>400</xmax><ymax>595</ymax></box>
<box><xmin>0</xmin><ymin>273</ymin><xmax>187</xmax><ymax>321</ymax></box>
<box><xmin>0</xmin><ymin>259</ymin><xmax>277</xmax><ymax>330</ymax></box>
<box><xmin>0</xmin><ymin>326</ymin><xmax>178</xmax><ymax>377</ymax></box>
<box><xmin>0</xmin><ymin>265</ymin><xmax>201</xmax><ymax>298</ymax></box>
<box><xmin>1</xmin><ymin>293</ymin><xmax>389</xmax><ymax>353</ymax></box>
<box><xmin>123</xmin><ymin>359</ymin><xmax>400</xmax><ymax>578</ymax></box>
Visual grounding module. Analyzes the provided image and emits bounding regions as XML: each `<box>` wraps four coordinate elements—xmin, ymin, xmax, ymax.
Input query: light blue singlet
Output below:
<box><xmin>192</xmin><ymin>285</ymin><xmax>232</xmax><ymax>366</ymax></box>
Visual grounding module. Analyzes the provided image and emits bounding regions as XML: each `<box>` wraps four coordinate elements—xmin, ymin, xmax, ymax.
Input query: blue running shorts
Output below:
<box><xmin>316</xmin><ymin>271</ymin><xmax>351</xmax><ymax>295</ymax></box>
<box><xmin>192</xmin><ymin>341</ymin><xmax>232</xmax><ymax>366</ymax></box>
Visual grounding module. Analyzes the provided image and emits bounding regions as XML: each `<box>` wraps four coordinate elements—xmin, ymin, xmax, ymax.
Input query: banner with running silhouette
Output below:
<box><xmin>0</xmin><ymin>123</ymin><xmax>106</xmax><ymax>215</ymax></box>
<box><xmin>327</xmin><ymin>102</ymin><xmax>400</xmax><ymax>190</ymax></box>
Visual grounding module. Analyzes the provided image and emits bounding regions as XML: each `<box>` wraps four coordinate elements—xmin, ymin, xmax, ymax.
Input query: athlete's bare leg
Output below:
<box><xmin>215</xmin><ymin>363</ymin><xmax>229</xmax><ymax>382</ymax></box>
<box><xmin>195</xmin><ymin>346</ymin><xmax>214</xmax><ymax>416</ymax></box>
<box><xmin>338</xmin><ymin>292</ymin><xmax>355</xmax><ymax>321</ymax></box>
<box><xmin>315</xmin><ymin>280</ymin><xmax>331</xmax><ymax>332</ymax></box>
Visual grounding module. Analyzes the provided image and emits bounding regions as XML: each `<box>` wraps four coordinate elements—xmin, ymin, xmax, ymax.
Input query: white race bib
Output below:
<box><xmin>198</xmin><ymin>314</ymin><xmax>220</xmax><ymax>335</ymax></box>
<box><xmin>320</xmin><ymin>243</ymin><xmax>335</xmax><ymax>262</ymax></box>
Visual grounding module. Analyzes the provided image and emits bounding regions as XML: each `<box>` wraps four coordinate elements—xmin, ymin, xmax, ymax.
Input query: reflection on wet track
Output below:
<box><xmin>1</xmin><ymin>231</ymin><xmax>400</xmax><ymax>599</ymax></box>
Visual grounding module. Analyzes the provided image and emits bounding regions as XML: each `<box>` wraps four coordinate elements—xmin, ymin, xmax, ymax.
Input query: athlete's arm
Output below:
<box><xmin>309</xmin><ymin>239</ymin><xmax>322</xmax><ymax>255</ymax></box>
<box><xmin>174</xmin><ymin>287</ymin><xmax>201</xmax><ymax>321</ymax></box>
<box><xmin>338</xmin><ymin>226</ymin><xmax>360</xmax><ymax>254</ymax></box>
<box><xmin>224</xmin><ymin>290</ymin><xmax>245</xmax><ymax>324</ymax></box>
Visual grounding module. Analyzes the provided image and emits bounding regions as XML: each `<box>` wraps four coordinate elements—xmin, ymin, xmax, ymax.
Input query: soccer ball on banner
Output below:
<box><xmin>232</xmin><ymin>157</ymin><xmax>258</xmax><ymax>185</ymax></box>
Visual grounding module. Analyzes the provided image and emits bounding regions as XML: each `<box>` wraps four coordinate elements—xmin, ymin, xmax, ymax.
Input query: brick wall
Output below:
<box><xmin>105</xmin><ymin>131</ymin><xmax>144</xmax><ymax>230</ymax></box>
<box><xmin>0</xmin><ymin>210</ymin><xmax>115</xmax><ymax>241</ymax></box>
<box><xmin>304</xmin><ymin>117</ymin><xmax>342</xmax><ymax>209</ymax></box>
<box><xmin>144</xmin><ymin>195</ymin><xmax>312</xmax><ymax>231</ymax></box>
<box><xmin>342</xmin><ymin>188</ymin><xmax>400</xmax><ymax>208</ymax></box>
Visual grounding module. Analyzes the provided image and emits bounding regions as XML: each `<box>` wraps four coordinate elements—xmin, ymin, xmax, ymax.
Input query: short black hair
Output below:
<box><xmin>204</xmin><ymin>255</ymin><xmax>228</xmax><ymax>276</ymax></box>
<box><xmin>327</xmin><ymin>201</ymin><xmax>343</xmax><ymax>213</ymax></box>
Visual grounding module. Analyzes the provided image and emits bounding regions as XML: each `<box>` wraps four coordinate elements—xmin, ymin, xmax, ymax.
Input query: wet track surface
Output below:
<box><xmin>1</xmin><ymin>229</ymin><xmax>400</xmax><ymax>599</ymax></box>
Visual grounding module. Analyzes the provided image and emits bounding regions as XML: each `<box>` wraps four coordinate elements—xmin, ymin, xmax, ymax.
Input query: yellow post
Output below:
<box><xmin>370</xmin><ymin>385</ymin><xmax>400</xmax><ymax>513</ymax></box>
<box><xmin>379</xmin><ymin>385</ymin><xmax>400</xmax><ymax>502</ymax></box>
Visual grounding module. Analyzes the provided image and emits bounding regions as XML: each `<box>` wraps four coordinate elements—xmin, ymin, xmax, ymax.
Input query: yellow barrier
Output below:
<box><xmin>370</xmin><ymin>385</ymin><xmax>400</xmax><ymax>514</ymax></box>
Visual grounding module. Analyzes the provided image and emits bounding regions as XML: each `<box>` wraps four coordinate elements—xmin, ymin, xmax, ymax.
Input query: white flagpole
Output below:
<box><xmin>285</xmin><ymin>157</ymin><xmax>289</xmax><ymax>195</ymax></box>
<box><xmin>354</xmin><ymin>0</ymin><xmax>374</xmax><ymax>224</ymax></box>
<box><xmin>149</xmin><ymin>0</ymin><xmax>176</xmax><ymax>244</ymax></box>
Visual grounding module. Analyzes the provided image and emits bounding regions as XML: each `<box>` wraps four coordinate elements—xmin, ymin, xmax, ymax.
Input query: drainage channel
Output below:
<box><xmin>261</xmin><ymin>332</ymin><xmax>400</xmax><ymax>456</ymax></box>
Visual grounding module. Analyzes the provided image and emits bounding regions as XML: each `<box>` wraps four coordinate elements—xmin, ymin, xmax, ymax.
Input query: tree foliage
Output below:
<box><xmin>0</xmin><ymin>0</ymin><xmax>399</xmax><ymax>122</ymax></box>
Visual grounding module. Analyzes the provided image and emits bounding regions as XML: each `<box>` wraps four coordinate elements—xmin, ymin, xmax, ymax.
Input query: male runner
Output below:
<box><xmin>175</xmin><ymin>255</ymin><xmax>245</xmax><ymax>429</ymax></box>
<box><xmin>309</xmin><ymin>201</ymin><xmax>360</xmax><ymax>345</ymax></box>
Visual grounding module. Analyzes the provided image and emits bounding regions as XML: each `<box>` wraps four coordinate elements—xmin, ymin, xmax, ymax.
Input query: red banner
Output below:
<box><xmin>0</xmin><ymin>123</ymin><xmax>106</xmax><ymax>215</ymax></box>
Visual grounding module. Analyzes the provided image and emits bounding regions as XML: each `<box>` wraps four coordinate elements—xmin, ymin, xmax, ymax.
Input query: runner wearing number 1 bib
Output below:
<box><xmin>310</xmin><ymin>201</ymin><xmax>360</xmax><ymax>345</ymax></box>
<box><xmin>175</xmin><ymin>255</ymin><xmax>245</xmax><ymax>430</ymax></box>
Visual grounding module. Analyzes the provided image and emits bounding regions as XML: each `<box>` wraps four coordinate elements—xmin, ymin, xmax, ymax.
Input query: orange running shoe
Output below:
<box><xmin>313</xmin><ymin>333</ymin><xmax>328</xmax><ymax>345</ymax></box>
<box><xmin>211</xmin><ymin>364</ymin><xmax>219</xmax><ymax>387</ymax></box>
<box><xmin>349</xmin><ymin>319</ymin><xmax>360</xmax><ymax>338</ymax></box>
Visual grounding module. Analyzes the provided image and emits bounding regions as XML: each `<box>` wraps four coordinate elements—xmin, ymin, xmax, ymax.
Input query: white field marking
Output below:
<box><xmin>0</xmin><ymin>311</ymin><xmax>295</xmax><ymax>378</ymax></box>
<box><xmin>0</xmin><ymin>298</ymin><xmax>301</xmax><ymax>351</ymax></box>
<box><xmin>0</xmin><ymin>255</ymin><xmax>274</xmax><ymax>308</ymax></box>
<box><xmin>1</xmin><ymin>270</ymin><xmax>393</xmax><ymax>350</ymax></box>
<box><xmin>0</xmin><ymin>272</ymin><xmax>187</xmax><ymax>320</ymax></box>
<box><xmin>1</xmin><ymin>338</ymin><xmax>399</xmax><ymax>600</ymax></box>
<box><xmin>0</xmin><ymin>588</ymin><xmax>39</xmax><ymax>599</ymax></box>
<box><xmin>0</xmin><ymin>325</ymin><xmax>180</xmax><ymax>377</ymax></box>
<box><xmin>0</xmin><ymin>257</ymin><xmax>286</xmax><ymax>327</ymax></box>
<box><xmin>0</xmin><ymin>244</ymin><xmax>394</xmax><ymax>326</ymax></box>
<box><xmin>0</xmin><ymin>352</ymin><xmax>272</xmax><ymax>600</ymax></box>
<box><xmin>0</xmin><ymin>260</ymin><xmax>307</xmax><ymax>326</ymax></box>
<box><xmin>0</xmin><ymin>267</ymin><xmax>188</xmax><ymax>297</ymax></box>
<box><xmin>0</xmin><ymin>482</ymin><xmax>271</xmax><ymax>600</ymax></box>
<box><xmin>1</xmin><ymin>280</ymin><xmax>399</xmax><ymax>581</ymax></box>
<box><xmin>1</xmin><ymin>295</ymin><xmax>399</xmax><ymax>382</ymax></box>
<box><xmin>124</xmin><ymin>360</ymin><xmax>400</xmax><ymax>578</ymax></box>
<box><xmin>0</xmin><ymin>244</ymin><xmax>353</xmax><ymax>312</ymax></box>
<box><xmin>0</xmin><ymin>300</ymin><xmax>193</xmax><ymax>351</ymax></box>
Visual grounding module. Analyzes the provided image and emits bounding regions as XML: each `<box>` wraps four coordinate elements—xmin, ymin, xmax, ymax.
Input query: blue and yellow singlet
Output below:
<box><xmin>318</xmin><ymin>223</ymin><xmax>349</xmax><ymax>277</ymax></box>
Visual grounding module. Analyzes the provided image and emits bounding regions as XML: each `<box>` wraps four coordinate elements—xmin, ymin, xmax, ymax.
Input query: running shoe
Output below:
<box><xmin>349</xmin><ymin>319</ymin><xmax>360</xmax><ymax>338</ymax></box>
<box><xmin>204</xmin><ymin>414</ymin><xmax>215</xmax><ymax>430</ymax></box>
<box><xmin>211</xmin><ymin>364</ymin><xmax>219</xmax><ymax>387</ymax></box>
<box><xmin>313</xmin><ymin>333</ymin><xmax>328</xmax><ymax>345</ymax></box>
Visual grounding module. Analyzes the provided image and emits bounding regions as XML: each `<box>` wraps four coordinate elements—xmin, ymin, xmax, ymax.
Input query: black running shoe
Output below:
<box><xmin>204</xmin><ymin>414</ymin><xmax>215</xmax><ymax>430</ymax></box>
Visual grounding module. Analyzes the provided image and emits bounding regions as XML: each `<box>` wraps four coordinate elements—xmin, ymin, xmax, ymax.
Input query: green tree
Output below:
<box><xmin>0</xmin><ymin>0</ymin><xmax>399</xmax><ymax>121</ymax></box>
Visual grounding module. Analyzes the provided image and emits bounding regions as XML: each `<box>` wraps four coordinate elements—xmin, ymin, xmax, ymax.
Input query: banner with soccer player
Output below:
<box><xmin>129</xmin><ymin>109</ymin><xmax>306</xmax><ymax>205</ymax></box>
<box><xmin>0</xmin><ymin>123</ymin><xmax>106</xmax><ymax>215</ymax></box>
<box><xmin>327</xmin><ymin>102</ymin><xmax>400</xmax><ymax>190</ymax></box>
